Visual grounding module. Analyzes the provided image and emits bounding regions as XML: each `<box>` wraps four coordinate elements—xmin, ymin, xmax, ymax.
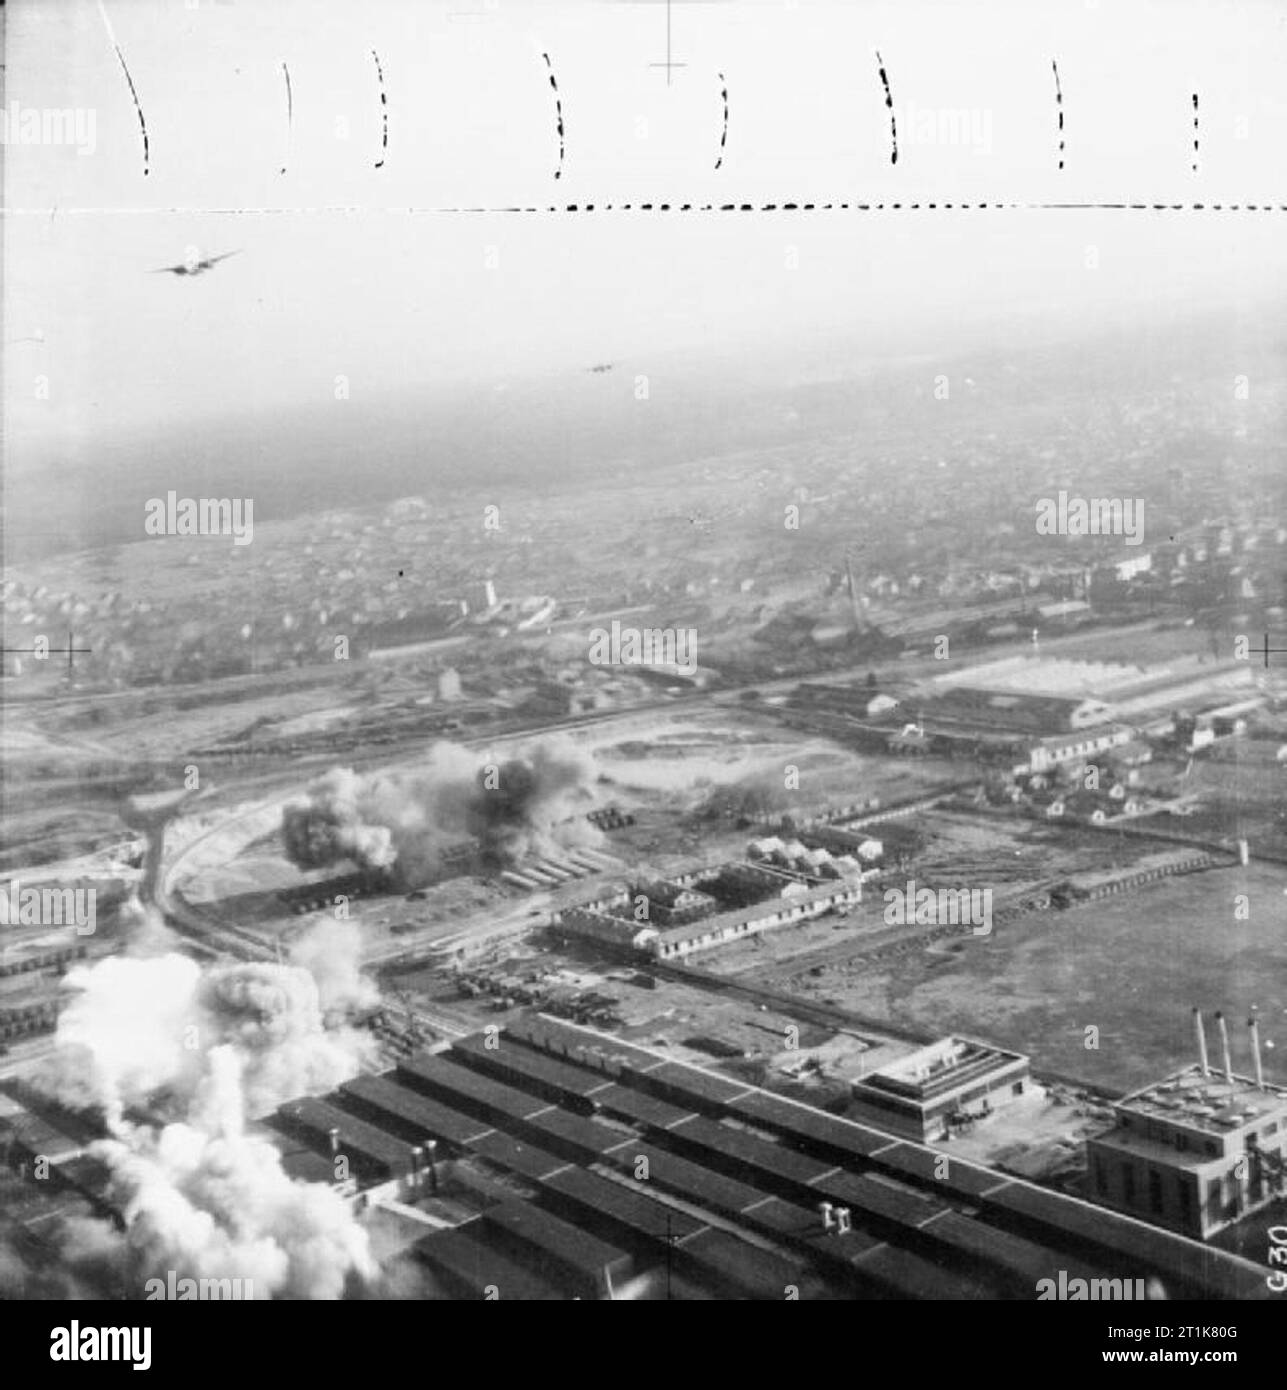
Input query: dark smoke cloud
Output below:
<box><xmin>281</xmin><ymin>739</ymin><xmax>600</xmax><ymax>887</ymax></box>
<box><xmin>281</xmin><ymin>768</ymin><xmax>395</xmax><ymax>872</ymax></box>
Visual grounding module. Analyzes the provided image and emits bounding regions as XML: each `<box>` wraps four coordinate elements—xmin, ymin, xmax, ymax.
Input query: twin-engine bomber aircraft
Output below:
<box><xmin>151</xmin><ymin>249</ymin><xmax>243</xmax><ymax>277</ymax></box>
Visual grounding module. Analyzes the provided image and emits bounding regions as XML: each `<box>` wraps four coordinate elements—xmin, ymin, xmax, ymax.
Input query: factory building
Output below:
<box><xmin>266</xmin><ymin>1019</ymin><xmax>1271</xmax><ymax>1299</ymax></box>
<box><xmin>1086</xmin><ymin>1010</ymin><xmax>1287</xmax><ymax>1240</ymax></box>
<box><xmin>556</xmin><ymin>877</ymin><xmax>863</xmax><ymax>962</ymax></box>
<box><xmin>802</xmin><ymin>818</ymin><xmax>922</xmax><ymax>863</ymax></box>
<box><xmin>920</xmin><ymin>687</ymin><xmax>1114</xmax><ymax>737</ymax></box>
<box><xmin>849</xmin><ymin>1037</ymin><xmax>1031</xmax><ymax>1142</ymax></box>
<box><xmin>460</xmin><ymin>579</ymin><xmax>498</xmax><ymax>616</ymax></box>
<box><xmin>627</xmin><ymin>879</ymin><xmax>718</xmax><ymax>927</ymax></box>
<box><xmin>555</xmin><ymin>905</ymin><xmax>658</xmax><ymax>954</ymax></box>
<box><xmin>651</xmin><ymin>881</ymin><xmax>862</xmax><ymax>961</ymax></box>
<box><xmin>933</xmin><ymin>654</ymin><xmax>1256</xmax><ymax>726</ymax></box>
<box><xmin>555</xmin><ymin>853</ymin><xmax>864</xmax><ymax>963</ymax></box>
<box><xmin>0</xmin><ymin>1085</ymin><xmax>97</xmax><ymax>1172</ymax></box>
<box><xmin>1023</xmin><ymin>723</ymin><xmax>1134</xmax><ymax>775</ymax></box>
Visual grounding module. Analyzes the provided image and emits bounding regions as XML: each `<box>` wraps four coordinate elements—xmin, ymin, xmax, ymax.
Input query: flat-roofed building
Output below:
<box><xmin>1086</xmin><ymin>1011</ymin><xmax>1287</xmax><ymax>1240</ymax></box>
<box><xmin>849</xmin><ymin>1037</ymin><xmax>1030</xmax><ymax>1142</ymax></box>
<box><xmin>1023</xmin><ymin>722</ymin><xmax>1134</xmax><ymax>775</ymax></box>
<box><xmin>922</xmin><ymin>687</ymin><xmax>1114</xmax><ymax>736</ymax></box>
<box><xmin>651</xmin><ymin>881</ymin><xmax>862</xmax><ymax>961</ymax></box>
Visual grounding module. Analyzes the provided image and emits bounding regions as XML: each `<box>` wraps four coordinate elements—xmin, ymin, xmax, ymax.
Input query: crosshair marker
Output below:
<box><xmin>0</xmin><ymin>630</ymin><xmax>93</xmax><ymax>676</ymax></box>
<box><xmin>649</xmin><ymin>0</ymin><xmax>688</xmax><ymax>85</ymax></box>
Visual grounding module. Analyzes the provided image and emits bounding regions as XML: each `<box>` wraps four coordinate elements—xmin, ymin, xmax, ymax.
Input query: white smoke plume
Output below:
<box><xmin>34</xmin><ymin>953</ymin><xmax>206</xmax><ymax>1130</ymax></box>
<box><xmin>34</xmin><ymin>932</ymin><xmax>375</xmax><ymax>1125</ymax></box>
<box><xmin>70</xmin><ymin>1048</ymin><xmax>376</xmax><ymax>1299</ymax></box>
<box><xmin>289</xmin><ymin>917</ymin><xmax>379</xmax><ymax>1019</ymax></box>
<box><xmin>280</xmin><ymin>737</ymin><xmax>601</xmax><ymax>886</ymax></box>
<box><xmin>30</xmin><ymin>920</ymin><xmax>379</xmax><ymax>1299</ymax></box>
<box><xmin>200</xmin><ymin>960</ymin><xmax>375</xmax><ymax>1117</ymax></box>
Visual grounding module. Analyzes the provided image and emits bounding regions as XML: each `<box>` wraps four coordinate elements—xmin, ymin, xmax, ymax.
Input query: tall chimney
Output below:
<box><xmin>1216</xmin><ymin>1012</ymin><xmax>1234</xmax><ymax>1083</ymax></box>
<box><xmin>1193</xmin><ymin>1007</ymin><xmax>1210</xmax><ymax>1078</ymax></box>
<box><xmin>836</xmin><ymin>1207</ymin><xmax>852</xmax><ymax>1236</ymax></box>
<box><xmin>845</xmin><ymin>556</ymin><xmax>861</xmax><ymax>631</ymax></box>
<box><xmin>328</xmin><ymin>1126</ymin><xmax>341</xmax><ymax>1156</ymax></box>
<box><xmin>819</xmin><ymin>1200</ymin><xmax>834</xmax><ymax>1231</ymax></box>
<box><xmin>426</xmin><ymin>1138</ymin><xmax>439</xmax><ymax>1195</ymax></box>
<box><xmin>1249</xmin><ymin>1018</ymin><xmax>1265</xmax><ymax>1090</ymax></box>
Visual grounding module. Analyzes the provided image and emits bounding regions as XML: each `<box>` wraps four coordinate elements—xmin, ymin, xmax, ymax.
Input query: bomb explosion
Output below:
<box><xmin>281</xmin><ymin>739</ymin><xmax>600</xmax><ymax>886</ymax></box>
<box><xmin>15</xmin><ymin>917</ymin><xmax>378</xmax><ymax>1301</ymax></box>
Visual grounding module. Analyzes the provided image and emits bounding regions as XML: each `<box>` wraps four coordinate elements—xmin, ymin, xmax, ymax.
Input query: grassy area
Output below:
<box><xmin>780</xmin><ymin>860</ymin><xmax>1287</xmax><ymax>1094</ymax></box>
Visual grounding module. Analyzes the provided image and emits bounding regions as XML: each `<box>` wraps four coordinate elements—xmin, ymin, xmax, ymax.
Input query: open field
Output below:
<box><xmin>770</xmin><ymin>859</ymin><xmax>1287</xmax><ymax>1095</ymax></box>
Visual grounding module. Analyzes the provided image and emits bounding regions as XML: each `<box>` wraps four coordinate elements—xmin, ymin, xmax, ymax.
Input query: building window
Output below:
<box><xmin>1178</xmin><ymin>1182</ymin><xmax>1191</xmax><ymax>1216</ymax></box>
<box><xmin>1012</xmin><ymin>1082</ymin><xmax>1024</xmax><ymax>1097</ymax></box>
<box><xmin>1148</xmin><ymin>1170</ymin><xmax>1164</xmax><ymax>1215</ymax></box>
<box><xmin>1123</xmin><ymin>1165</ymin><xmax>1136</xmax><ymax>1204</ymax></box>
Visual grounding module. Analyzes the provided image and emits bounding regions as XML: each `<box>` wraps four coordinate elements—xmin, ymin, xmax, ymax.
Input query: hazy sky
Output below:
<box><xmin>5</xmin><ymin>0</ymin><xmax>1287</xmax><ymax>533</ymax></box>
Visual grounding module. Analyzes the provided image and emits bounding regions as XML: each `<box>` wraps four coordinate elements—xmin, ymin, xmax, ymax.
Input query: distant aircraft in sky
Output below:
<box><xmin>587</xmin><ymin>362</ymin><xmax>616</xmax><ymax>374</ymax></box>
<box><xmin>151</xmin><ymin>249</ymin><xmax>242</xmax><ymax>277</ymax></box>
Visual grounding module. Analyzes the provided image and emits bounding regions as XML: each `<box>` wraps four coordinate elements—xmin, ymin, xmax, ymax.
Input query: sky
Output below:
<box><xmin>4</xmin><ymin>0</ymin><xmax>1287</xmax><ymax>552</ymax></box>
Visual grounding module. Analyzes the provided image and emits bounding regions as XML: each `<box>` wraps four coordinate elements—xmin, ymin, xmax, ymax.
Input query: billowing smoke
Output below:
<box><xmin>288</xmin><ymin>916</ymin><xmax>379</xmax><ymax>1020</ymax></box>
<box><xmin>199</xmin><ymin>960</ymin><xmax>375</xmax><ymax>1118</ymax></box>
<box><xmin>35</xmin><ymin>931</ymin><xmax>374</xmax><ymax>1126</ymax></box>
<box><xmin>81</xmin><ymin>1049</ymin><xmax>376</xmax><ymax>1300</ymax></box>
<box><xmin>281</xmin><ymin>767</ymin><xmax>396</xmax><ymax>873</ymax></box>
<box><xmin>29</xmin><ymin>916</ymin><xmax>377</xmax><ymax>1299</ymax></box>
<box><xmin>281</xmin><ymin>738</ymin><xmax>600</xmax><ymax>886</ymax></box>
<box><xmin>690</xmin><ymin>772</ymin><xmax>795</xmax><ymax>824</ymax></box>
<box><xmin>464</xmin><ymin>741</ymin><xmax>598</xmax><ymax>865</ymax></box>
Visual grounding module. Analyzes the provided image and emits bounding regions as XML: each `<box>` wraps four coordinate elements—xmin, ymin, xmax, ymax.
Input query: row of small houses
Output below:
<box><xmin>1018</xmin><ymin>782</ymin><xmax>1151</xmax><ymax>822</ymax></box>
